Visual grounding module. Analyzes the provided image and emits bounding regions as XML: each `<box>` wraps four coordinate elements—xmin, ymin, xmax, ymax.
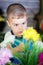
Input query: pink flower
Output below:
<box><xmin>0</xmin><ymin>47</ymin><xmax>12</xmax><ymax>65</ymax></box>
<box><xmin>38</xmin><ymin>53</ymin><xmax>43</xmax><ymax>65</ymax></box>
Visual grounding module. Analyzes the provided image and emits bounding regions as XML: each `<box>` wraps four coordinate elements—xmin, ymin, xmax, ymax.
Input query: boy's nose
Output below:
<box><xmin>19</xmin><ymin>25</ymin><xmax>23</xmax><ymax>29</ymax></box>
<box><xmin>19</xmin><ymin>25</ymin><xmax>22</xmax><ymax>28</ymax></box>
<box><xmin>19</xmin><ymin>26</ymin><xmax>22</xmax><ymax>30</ymax></box>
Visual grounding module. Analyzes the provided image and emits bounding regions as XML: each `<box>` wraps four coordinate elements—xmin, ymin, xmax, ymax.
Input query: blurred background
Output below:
<box><xmin>0</xmin><ymin>0</ymin><xmax>43</xmax><ymax>42</ymax></box>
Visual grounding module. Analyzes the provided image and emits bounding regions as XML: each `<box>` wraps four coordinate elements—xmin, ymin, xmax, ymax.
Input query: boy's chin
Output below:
<box><xmin>17</xmin><ymin>34</ymin><xmax>22</xmax><ymax>37</ymax></box>
<box><xmin>18</xmin><ymin>35</ymin><xmax>22</xmax><ymax>37</ymax></box>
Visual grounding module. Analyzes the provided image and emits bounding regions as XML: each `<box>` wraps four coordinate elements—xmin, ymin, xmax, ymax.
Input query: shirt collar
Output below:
<box><xmin>11</xmin><ymin>30</ymin><xmax>23</xmax><ymax>39</ymax></box>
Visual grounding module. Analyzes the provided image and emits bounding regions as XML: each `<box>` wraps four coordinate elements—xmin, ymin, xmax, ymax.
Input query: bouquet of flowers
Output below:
<box><xmin>10</xmin><ymin>27</ymin><xmax>43</xmax><ymax>65</ymax></box>
<box><xmin>0</xmin><ymin>27</ymin><xmax>43</xmax><ymax>65</ymax></box>
<box><xmin>10</xmin><ymin>40</ymin><xmax>43</xmax><ymax>65</ymax></box>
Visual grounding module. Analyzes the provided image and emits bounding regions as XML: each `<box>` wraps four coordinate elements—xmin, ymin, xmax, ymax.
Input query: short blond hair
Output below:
<box><xmin>7</xmin><ymin>3</ymin><xmax>27</xmax><ymax>19</ymax></box>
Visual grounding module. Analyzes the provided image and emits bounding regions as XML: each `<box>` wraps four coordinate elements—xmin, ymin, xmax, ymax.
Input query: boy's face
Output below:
<box><xmin>7</xmin><ymin>14</ymin><xmax>27</xmax><ymax>37</ymax></box>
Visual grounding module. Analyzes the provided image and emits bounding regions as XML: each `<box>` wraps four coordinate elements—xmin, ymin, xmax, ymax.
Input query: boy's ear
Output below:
<box><xmin>6</xmin><ymin>20</ymin><xmax>10</xmax><ymax>27</ymax></box>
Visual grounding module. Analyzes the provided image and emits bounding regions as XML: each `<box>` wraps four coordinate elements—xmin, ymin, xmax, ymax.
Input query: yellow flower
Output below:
<box><xmin>23</xmin><ymin>27</ymin><xmax>40</xmax><ymax>42</ymax></box>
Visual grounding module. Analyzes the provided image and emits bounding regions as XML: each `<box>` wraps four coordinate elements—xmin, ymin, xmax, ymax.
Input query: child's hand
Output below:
<box><xmin>6</xmin><ymin>43</ymin><xmax>24</xmax><ymax>55</ymax></box>
<box><xmin>14</xmin><ymin>43</ymin><xmax>24</xmax><ymax>52</ymax></box>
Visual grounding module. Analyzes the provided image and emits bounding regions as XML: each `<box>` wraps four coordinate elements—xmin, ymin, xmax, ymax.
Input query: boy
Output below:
<box><xmin>0</xmin><ymin>3</ymin><xmax>32</xmax><ymax>54</ymax></box>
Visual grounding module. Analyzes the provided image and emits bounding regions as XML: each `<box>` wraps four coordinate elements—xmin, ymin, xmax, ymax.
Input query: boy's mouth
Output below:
<box><xmin>18</xmin><ymin>31</ymin><xmax>23</xmax><ymax>35</ymax></box>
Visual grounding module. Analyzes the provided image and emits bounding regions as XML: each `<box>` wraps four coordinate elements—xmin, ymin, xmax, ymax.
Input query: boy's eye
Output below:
<box><xmin>22</xmin><ymin>22</ymin><xmax>25</xmax><ymax>25</ymax></box>
<box><xmin>15</xmin><ymin>24</ymin><xmax>18</xmax><ymax>26</ymax></box>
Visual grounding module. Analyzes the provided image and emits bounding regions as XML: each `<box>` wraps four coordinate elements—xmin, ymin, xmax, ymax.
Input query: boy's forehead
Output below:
<box><xmin>12</xmin><ymin>16</ymin><xmax>27</xmax><ymax>23</ymax></box>
<box><xmin>9</xmin><ymin>12</ymin><xmax>27</xmax><ymax>18</ymax></box>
